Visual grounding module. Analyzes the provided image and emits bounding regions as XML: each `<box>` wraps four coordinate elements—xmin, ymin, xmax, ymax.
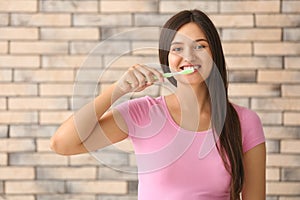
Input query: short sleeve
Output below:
<box><xmin>114</xmin><ymin>100</ymin><xmax>135</xmax><ymax>136</ymax></box>
<box><xmin>113</xmin><ymin>96</ymin><xmax>152</xmax><ymax>138</ymax></box>
<box><xmin>237</xmin><ymin>106</ymin><xmax>266</xmax><ymax>153</ymax></box>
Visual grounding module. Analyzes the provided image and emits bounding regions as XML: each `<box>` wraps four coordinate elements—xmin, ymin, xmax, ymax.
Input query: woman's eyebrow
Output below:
<box><xmin>171</xmin><ymin>38</ymin><xmax>208</xmax><ymax>45</ymax></box>
<box><xmin>195</xmin><ymin>38</ymin><xmax>208</xmax><ymax>42</ymax></box>
<box><xmin>170</xmin><ymin>41</ymin><xmax>183</xmax><ymax>45</ymax></box>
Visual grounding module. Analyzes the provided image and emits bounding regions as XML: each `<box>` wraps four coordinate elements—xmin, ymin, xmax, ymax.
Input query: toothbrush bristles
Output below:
<box><xmin>180</xmin><ymin>68</ymin><xmax>195</xmax><ymax>74</ymax></box>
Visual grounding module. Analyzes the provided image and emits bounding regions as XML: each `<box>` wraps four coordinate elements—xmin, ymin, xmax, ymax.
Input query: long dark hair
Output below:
<box><xmin>159</xmin><ymin>10</ymin><xmax>244</xmax><ymax>200</ymax></box>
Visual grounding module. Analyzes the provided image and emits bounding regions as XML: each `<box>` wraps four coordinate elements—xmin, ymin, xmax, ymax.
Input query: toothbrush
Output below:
<box><xmin>163</xmin><ymin>68</ymin><xmax>195</xmax><ymax>78</ymax></box>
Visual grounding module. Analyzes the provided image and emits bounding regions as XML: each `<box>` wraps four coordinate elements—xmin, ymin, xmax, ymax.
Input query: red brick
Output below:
<box><xmin>0</xmin><ymin>0</ymin><xmax>37</xmax><ymax>12</ymax></box>
<box><xmin>221</xmin><ymin>1</ymin><xmax>280</xmax><ymax>13</ymax></box>
<box><xmin>258</xmin><ymin>70</ymin><xmax>300</xmax><ymax>83</ymax></box>
<box><xmin>101</xmin><ymin>1</ymin><xmax>158</xmax><ymax>13</ymax></box>
<box><xmin>256</xmin><ymin>14</ymin><xmax>300</xmax><ymax>27</ymax></box>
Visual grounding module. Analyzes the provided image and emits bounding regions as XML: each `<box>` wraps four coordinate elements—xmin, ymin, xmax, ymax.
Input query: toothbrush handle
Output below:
<box><xmin>163</xmin><ymin>72</ymin><xmax>176</xmax><ymax>78</ymax></box>
<box><xmin>153</xmin><ymin>72</ymin><xmax>175</xmax><ymax>80</ymax></box>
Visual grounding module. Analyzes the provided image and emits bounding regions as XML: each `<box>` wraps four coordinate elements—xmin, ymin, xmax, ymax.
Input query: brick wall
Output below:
<box><xmin>0</xmin><ymin>0</ymin><xmax>299</xmax><ymax>199</ymax></box>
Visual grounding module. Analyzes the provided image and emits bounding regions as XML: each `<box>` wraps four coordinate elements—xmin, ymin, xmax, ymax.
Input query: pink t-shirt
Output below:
<box><xmin>115</xmin><ymin>96</ymin><xmax>265</xmax><ymax>200</ymax></box>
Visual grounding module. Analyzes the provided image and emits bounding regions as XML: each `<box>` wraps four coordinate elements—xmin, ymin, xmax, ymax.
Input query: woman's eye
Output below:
<box><xmin>195</xmin><ymin>45</ymin><xmax>205</xmax><ymax>50</ymax></box>
<box><xmin>171</xmin><ymin>47</ymin><xmax>183</xmax><ymax>52</ymax></box>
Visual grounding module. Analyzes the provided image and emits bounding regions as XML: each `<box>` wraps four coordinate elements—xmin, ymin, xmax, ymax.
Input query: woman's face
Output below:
<box><xmin>168</xmin><ymin>22</ymin><xmax>213</xmax><ymax>86</ymax></box>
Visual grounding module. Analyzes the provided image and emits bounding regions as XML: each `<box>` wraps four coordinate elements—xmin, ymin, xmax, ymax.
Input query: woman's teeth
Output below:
<box><xmin>182</xmin><ymin>65</ymin><xmax>201</xmax><ymax>70</ymax></box>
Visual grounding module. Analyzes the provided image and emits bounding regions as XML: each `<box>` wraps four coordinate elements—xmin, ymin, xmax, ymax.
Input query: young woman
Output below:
<box><xmin>51</xmin><ymin>10</ymin><xmax>266</xmax><ymax>200</ymax></box>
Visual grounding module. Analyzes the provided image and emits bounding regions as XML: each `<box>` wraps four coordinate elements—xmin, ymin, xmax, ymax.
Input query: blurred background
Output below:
<box><xmin>0</xmin><ymin>0</ymin><xmax>299</xmax><ymax>199</ymax></box>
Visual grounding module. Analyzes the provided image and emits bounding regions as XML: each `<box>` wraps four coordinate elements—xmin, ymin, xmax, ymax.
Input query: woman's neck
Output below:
<box><xmin>174</xmin><ymin>82</ymin><xmax>211</xmax><ymax>113</ymax></box>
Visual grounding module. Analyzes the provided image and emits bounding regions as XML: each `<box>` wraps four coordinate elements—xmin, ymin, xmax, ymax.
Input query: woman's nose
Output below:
<box><xmin>183</xmin><ymin>47</ymin><xmax>197</xmax><ymax>62</ymax></box>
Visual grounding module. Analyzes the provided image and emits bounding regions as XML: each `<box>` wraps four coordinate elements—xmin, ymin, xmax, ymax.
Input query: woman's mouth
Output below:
<box><xmin>179</xmin><ymin>65</ymin><xmax>201</xmax><ymax>71</ymax></box>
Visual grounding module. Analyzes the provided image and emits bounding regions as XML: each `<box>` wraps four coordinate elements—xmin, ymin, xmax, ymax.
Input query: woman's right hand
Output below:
<box><xmin>116</xmin><ymin>64</ymin><xmax>164</xmax><ymax>94</ymax></box>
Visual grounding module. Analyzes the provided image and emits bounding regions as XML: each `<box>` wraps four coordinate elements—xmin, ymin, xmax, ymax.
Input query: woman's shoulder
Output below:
<box><xmin>231</xmin><ymin>103</ymin><xmax>261</xmax><ymax>124</ymax></box>
<box><xmin>114</xmin><ymin>95</ymin><xmax>166</xmax><ymax>130</ymax></box>
<box><xmin>127</xmin><ymin>95</ymin><xmax>164</xmax><ymax>106</ymax></box>
<box><xmin>115</xmin><ymin>95</ymin><xmax>164</xmax><ymax>114</ymax></box>
<box><xmin>231</xmin><ymin>103</ymin><xmax>265</xmax><ymax>152</ymax></box>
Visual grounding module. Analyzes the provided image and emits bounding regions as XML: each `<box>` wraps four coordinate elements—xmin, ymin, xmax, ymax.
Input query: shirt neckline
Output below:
<box><xmin>158</xmin><ymin>95</ymin><xmax>212</xmax><ymax>134</ymax></box>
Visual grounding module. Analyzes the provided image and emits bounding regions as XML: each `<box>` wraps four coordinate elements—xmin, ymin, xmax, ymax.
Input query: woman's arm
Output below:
<box><xmin>50</xmin><ymin>65</ymin><xmax>164</xmax><ymax>155</ymax></box>
<box><xmin>242</xmin><ymin>142</ymin><xmax>266</xmax><ymax>200</ymax></box>
<box><xmin>50</xmin><ymin>82</ymin><xmax>128</xmax><ymax>155</ymax></box>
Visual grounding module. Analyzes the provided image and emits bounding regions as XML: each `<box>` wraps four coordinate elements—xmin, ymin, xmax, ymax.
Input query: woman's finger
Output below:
<box><xmin>133</xmin><ymin>68</ymin><xmax>147</xmax><ymax>87</ymax></box>
<box><xmin>117</xmin><ymin>64</ymin><xmax>161</xmax><ymax>93</ymax></box>
<box><xmin>136</xmin><ymin>64</ymin><xmax>164</xmax><ymax>83</ymax></box>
